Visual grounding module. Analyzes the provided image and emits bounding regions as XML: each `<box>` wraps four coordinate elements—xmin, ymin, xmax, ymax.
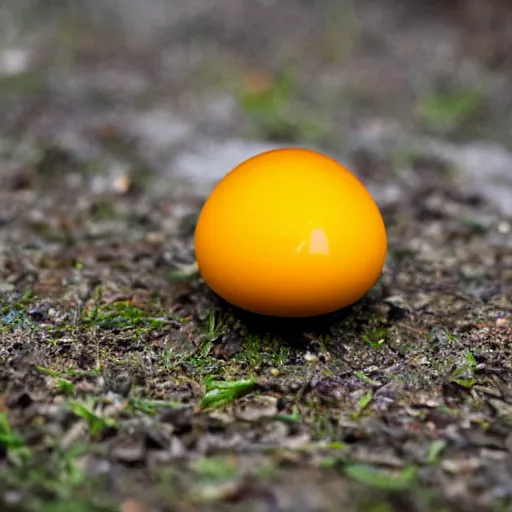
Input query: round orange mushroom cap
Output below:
<box><xmin>194</xmin><ymin>148</ymin><xmax>387</xmax><ymax>317</ymax></box>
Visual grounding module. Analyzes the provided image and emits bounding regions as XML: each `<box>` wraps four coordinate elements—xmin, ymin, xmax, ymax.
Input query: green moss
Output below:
<box><xmin>0</xmin><ymin>413</ymin><xmax>31</xmax><ymax>466</ymax></box>
<box><xmin>237</xmin><ymin>334</ymin><xmax>264</xmax><ymax>367</ymax></box>
<box><xmin>240</xmin><ymin>67</ymin><xmax>325</xmax><ymax>143</ymax></box>
<box><xmin>416</xmin><ymin>87</ymin><xmax>485</xmax><ymax>134</ymax></box>
<box><xmin>361</xmin><ymin>329</ymin><xmax>389</xmax><ymax>349</ymax></box>
<box><xmin>57</xmin><ymin>378</ymin><xmax>76</xmax><ymax>396</ymax></box>
<box><xmin>127</xmin><ymin>396</ymin><xmax>182</xmax><ymax>415</ymax></box>
<box><xmin>354</xmin><ymin>371</ymin><xmax>381</xmax><ymax>386</ymax></box>
<box><xmin>255</xmin><ymin>461</ymin><xmax>279</xmax><ymax>480</ymax></box>
<box><xmin>0</xmin><ymin>72</ymin><xmax>47</xmax><ymax>100</ymax></box>
<box><xmin>357</xmin><ymin>501</ymin><xmax>394</xmax><ymax>512</ymax></box>
<box><xmin>200</xmin><ymin>376</ymin><xmax>257</xmax><ymax>409</ymax></box>
<box><xmin>82</xmin><ymin>299</ymin><xmax>169</xmax><ymax>332</ymax></box>
<box><xmin>344</xmin><ymin>464</ymin><xmax>417</xmax><ymax>491</ymax></box>
<box><xmin>0</xmin><ymin>291</ymin><xmax>35</xmax><ymax>331</ymax></box>
<box><xmin>450</xmin><ymin>350</ymin><xmax>477</xmax><ymax>389</ymax></box>
<box><xmin>426</xmin><ymin>440</ymin><xmax>447</xmax><ymax>464</ymax></box>
<box><xmin>38</xmin><ymin>366</ymin><xmax>101</xmax><ymax>379</ymax></box>
<box><xmin>233</xmin><ymin>334</ymin><xmax>291</xmax><ymax>369</ymax></box>
<box><xmin>2</xmin><ymin>443</ymin><xmax>115</xmax><ymax>512</ymax></box>
<box><xmin>459</xmin><ymin>214</ymin><xmax>487</xmax><ymax>233</ymax></box>
<box><xmin>318</xmin><ymin>456</ymin><xmax>343</xmax><ymax>470</ymax></box>
<box><xmin>89</xmin><ymin>198</ymin><xmax>119</xmax><ymax>221</ymax></box>
<box><xmin>355</xmin><ymin>390</ymin><xmax>373</xmax><ymax>416</ymax></box>
<box><xmin>69</xmin><ymin>397</ymin><xmax>116</xmax><ymax>438</ymax></box>
<box><xmin>192</xmin><ymin>456</ymin><xmax>238</xmax><ymax>483</ymax></box>
<box><xmin>276</xmin><ymin>404</ymin><xmax>302</xmax><ymax>424</ymax></box>
<box><xmin>310</xmin><ymin>412</ymin><xmax>339</xmax><ymax>441</ymax></box>
<box><xmin>38</xmin><ymin>500</ymin><xmax>117</xmax><ymax>512</ymax></box>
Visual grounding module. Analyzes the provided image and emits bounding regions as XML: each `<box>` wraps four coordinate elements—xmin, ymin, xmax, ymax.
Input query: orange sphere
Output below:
<box><xmin>194</xmin><ymin>148</ymin><xmax>387</xmax><ymax>317</ymax></box>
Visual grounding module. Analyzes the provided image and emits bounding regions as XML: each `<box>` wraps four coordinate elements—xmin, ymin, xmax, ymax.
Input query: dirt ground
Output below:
<box><xmin>1</xmin><ymin>1</ymin><xmax>512</xmax><ymax>511</ymax></box>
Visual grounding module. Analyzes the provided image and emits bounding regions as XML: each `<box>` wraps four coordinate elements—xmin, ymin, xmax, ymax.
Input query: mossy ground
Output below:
<box><xmin>1</xmin><ymin>2</ymin><xmax>512</xmax><ymax>511</ymax></box>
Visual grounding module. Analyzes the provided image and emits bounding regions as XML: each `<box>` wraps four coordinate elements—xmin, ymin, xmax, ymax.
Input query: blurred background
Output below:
<box><xmin>1</xmin><ymin>0</ymin><xmax>512</xmax><ymax>213</ymax></box>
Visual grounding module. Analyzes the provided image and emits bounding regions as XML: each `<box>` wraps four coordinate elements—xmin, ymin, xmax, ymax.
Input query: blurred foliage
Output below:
<box><xmin>416</xmin><ymin>87</ymin><xmax>485</xmax><ymax>135</ymax></box>
<box><xmin>240</xmin><ymin>68</ymin><xmax>325</xmax><ymax>143</ymax></box>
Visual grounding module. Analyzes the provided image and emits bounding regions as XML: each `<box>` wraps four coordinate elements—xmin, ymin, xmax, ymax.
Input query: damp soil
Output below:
<box><xmin>1</xmin><ymin>2</ymin><xmax>512</xmax><ymax>511</ymax></box>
